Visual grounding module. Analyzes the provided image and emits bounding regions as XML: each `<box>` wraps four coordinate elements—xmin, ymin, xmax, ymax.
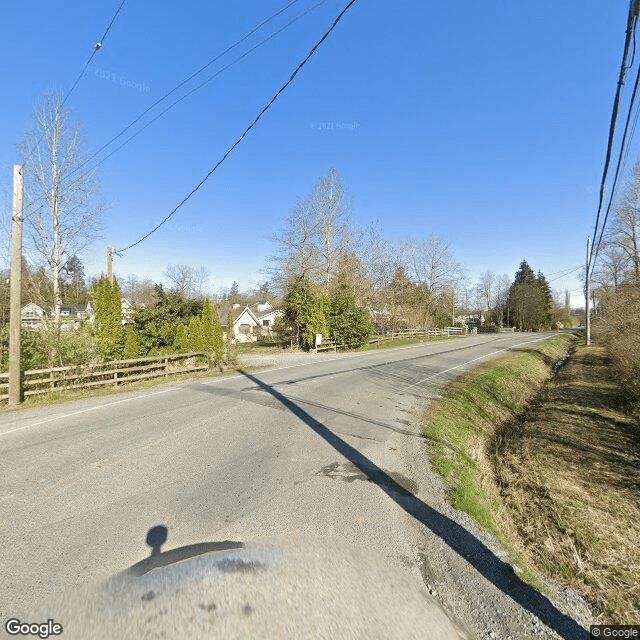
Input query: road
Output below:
<box><xmin>0</xmin><ymin>332</ymin><xmax>590</xmax><ymax>638</ymax></box>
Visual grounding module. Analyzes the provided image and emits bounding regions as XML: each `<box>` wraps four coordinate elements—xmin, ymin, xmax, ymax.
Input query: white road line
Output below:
<box><xmin>392</xmin><ymin>335</ymin><xmax>549</xmax><ymax>396</ymax></box>
<box><xmin>200</xmin><ymin>338</ymin><xmax>477</xmax><ymax>383</ymax></box>
<box><xmin>0</xmin><ymin>387</ymin><xmax>179</xmax><ymax>438</ymax></box>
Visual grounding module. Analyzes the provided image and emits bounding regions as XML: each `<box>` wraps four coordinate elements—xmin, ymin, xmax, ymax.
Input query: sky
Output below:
<box><xmin>0</xmin><ymin>1</ymin><xmax>635</xmax><ymax>307</ymax></box>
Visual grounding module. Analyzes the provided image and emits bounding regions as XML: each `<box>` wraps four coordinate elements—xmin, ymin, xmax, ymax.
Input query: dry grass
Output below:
<box><xmin>489</xmin><ymin>345</ymin><xmax>640</xmax><ymax>623</ymax></box>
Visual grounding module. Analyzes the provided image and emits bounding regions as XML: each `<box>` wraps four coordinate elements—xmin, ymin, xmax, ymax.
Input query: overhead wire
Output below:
<box><xmin>17</xmin><ymin>0</ymin><xmax>127</xmax><ymax>222</ymax></box>
<box><xmin>588</xmin><ymin>4</ymin><xmax>639</xmax><ymax>274</ymax></box>
<box><xmin>62</xmin><ymin>0</ymin><xmax>127</xmax><ymax>108</ymax></box>
<box><xmin>21</xmin><ymin>0</ymin><xmax>305</xmax><ymax>225</ymax></box>
<box><xmin>116</xmin><ymin>0</ymin><xmax>358</xmax><ymax>253</ymax></box>
<box><xmin>68</xmin><ymin>0</ymin><xmax>325</xmax><ymax>182</ymax></box>
<box><xmin>592</xmin><ymin>49</ymin><xmax>640</xmax><ymax>273</ymax></box>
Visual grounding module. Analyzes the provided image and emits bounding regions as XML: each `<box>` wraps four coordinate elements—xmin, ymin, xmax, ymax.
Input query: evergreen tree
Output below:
<box><xmin>186</xmin><ymin>316</ymin><xmax>204</xmax><ymax>352</ymax></box>
<box><xmin>201</xmin><ymin>299</ymin><xmax>224</xmax><ymax>362</ymax></box>
<box><xmin>92</xmin><ymin>278</ymin><xmax>122</xmax><ymax>360</ymax></box>
<box><xmin>535</xmin><ymin>271</ymin><xmax>554</xmax><ymax>329</ymax></box>
<box><xmin>123</xmin><ymin>325</ymin><xmax>140</xmax><ymax>359</ymax></box>
<box><xmin>174</xmin><ymin>323</ymin><xmax>188</xmax><ymax>353</ymax></box>
<box><xmin>328</xmin><ymin>280</ymin><xmax>373</xmax><ymax>348</ymax></box>
<box><xmin>506</xmin><ymin>260</ymin><xmax>553</xmax><ymax>331</ymax></box>
<box><xmin>283</xmin><ymin>277</ymin><xmax>329</xmax><ymax>349</ymax></box>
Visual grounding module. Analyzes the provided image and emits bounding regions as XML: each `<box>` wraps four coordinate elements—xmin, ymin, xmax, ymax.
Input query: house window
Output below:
<box><xmin>239</xmin><ymin>324</ymin><xmax>251</xmax><ymax>335</ymax></box>
<box><xmin>263</xmin><ymin>319</ymin><xmax>270</xmax><ymax>327</ymax></box>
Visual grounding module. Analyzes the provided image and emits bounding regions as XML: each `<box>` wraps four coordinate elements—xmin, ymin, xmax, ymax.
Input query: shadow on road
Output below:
<box><xmin>239</xmin><ymin>369</ymin><xmax>589</xmax><ymax>640</ymax></box>
<box><xmin>128</xmin><ymin>525</ymin><xmax>244</xmax><ymax>576</ymax></box>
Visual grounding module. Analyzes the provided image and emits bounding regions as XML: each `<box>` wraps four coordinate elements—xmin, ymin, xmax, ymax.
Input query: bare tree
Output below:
<box><xmin>400</xmin><ymin>235</ymin><xmax>464</xmax><ymax>295</ymax></box>
<box><xmin>164</xmin><ymin>264</ymin><xmax>210</xmax><ymax>298</ymax></box>
<box><xmin>17</xmin><ymin>92</ymin><xmax>104</xmax><ymax>323</ymax></box>
<box><xmin>593</xmin><ymin>243</ymin><xmax>627</xmax><ymax>291</ymax></box>
<box><xmin>268</xmin><ymin>167</ymin><xmax>354</xmax><ymax>290</ymax></box>
<box><xmin>477</xmin><ymin>270</ymin><xmax>495</xmax><ymax>312</ymax></box>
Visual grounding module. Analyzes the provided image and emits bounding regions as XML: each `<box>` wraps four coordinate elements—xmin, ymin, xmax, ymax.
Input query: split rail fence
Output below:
<box><xmin>368</xmin><ymin>327</ymin><xmax>465</xmax><ymax>344</ymax></box>
<box><xmin>0</xmin><ymin>352</ymin><xmax>209</xmax><ymax>404</ymax></box>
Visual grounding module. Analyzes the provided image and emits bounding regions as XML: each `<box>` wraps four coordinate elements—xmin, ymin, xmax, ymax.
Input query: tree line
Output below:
<box><xmin>267</xmin><ymin>167</ymin><xmax>566</xmax><ymax>342</ymax></box>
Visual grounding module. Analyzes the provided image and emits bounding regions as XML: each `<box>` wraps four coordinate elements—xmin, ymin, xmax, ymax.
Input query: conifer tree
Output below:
<box><xmin>174</xmin><ymin>323</ymin><xmax>188</xmax><ymax>353</ymax></box>
<box><xmin>123</xmin><ymin>324</ymin><xmax>140</xmax><ymax>359</ymax></box>
<box><xmin>187</xmin><ymin>316</ymin><xmax>204</xmax><ymax>352</ymax></box>
<box><xmin>201</xmin><ymin>299</ymin><xmax>224</xmax><ymax>362</ymax></box>
<box><xmin>328</xmin><ymin>279</ymin><xmax>373</xmax><ymax>348</ymax></box>
<box><xmin>92</xmin><ymin>277</ymin><xmax>122</xmax><ymax>360</ymax></box>
<box><xmin>283</xmin><ymin>277</ymin><xmax>329</xmax><ymax>349</ymax></box>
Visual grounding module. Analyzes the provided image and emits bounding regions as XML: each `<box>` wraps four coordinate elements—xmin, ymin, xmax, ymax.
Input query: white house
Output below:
<box><xmin>20</xmin><ymin>303</ymin><xmax>47</xmax><ymax>329</ymax></box>
<box><xmin>249</xmin><ymin>300</ymin><xmax>284</xmax><ymax>333</ymax></box>
<box><xmin>220</xmin><ymin>301</ymin><xmax>284</xmax><ymax>343</ymax></box>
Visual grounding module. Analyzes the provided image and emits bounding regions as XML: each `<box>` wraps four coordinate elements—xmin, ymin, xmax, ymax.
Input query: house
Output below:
<box><xmin>249</xmin><ymin>300</ymin><xmax>284</xmax><ymax>333</ymax></box>
<box><xmin>20</xmin><ymin>303</ymin><xmax>47</xmax><ymax>329</ymax></box>
<box><xmin>121</xmin><ymin>298</ymin><xmax>134</xmax><ymax>325</ymax></box>
<box><xmin>59</xmin><ymin>302</ymin><xmax>95</xmax><ymax>330</ymax></box>
<box><xmin>220</xmin><ymin>301</ymin><xmax>284</xmax><ymax>343</ymax></box>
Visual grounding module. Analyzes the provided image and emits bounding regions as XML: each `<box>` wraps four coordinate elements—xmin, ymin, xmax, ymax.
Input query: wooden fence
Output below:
<box><xmin>0</xmin><ymin>352</ymin><xmax>209</xmax><ymax>404</ymax></box>
<box><xmin>368</xmin><ymin>327</ymin><xmax>465</xmax><ymax>344</ymax></box>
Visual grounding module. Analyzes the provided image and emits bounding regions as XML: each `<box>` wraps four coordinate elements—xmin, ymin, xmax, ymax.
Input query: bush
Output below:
<box><xmin>593</xmin><ymin>284</ymin><xmax>640</xmax><ymax>410</ymax></box>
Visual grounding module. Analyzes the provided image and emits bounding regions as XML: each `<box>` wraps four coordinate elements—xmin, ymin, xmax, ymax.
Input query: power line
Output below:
<box><xmin>21</xmin><ymin>1</ymin><xmax>305</xmax><ymax>224</ymax></box>
<box><xmin>547</xmin><ymin>265</ymin><xmax>582</xmax><ymax>282</ymax></box>
<box><xmin>588</xmin><ymin>3</ymin><xmax>639</xmax><ymax>273</ymax></box>
<box><xmin>62</xmin><ymin>0</ymin><xmax>127</xmax><ymax>108</ymax></box>
<box><xmin>68</xmin><ymin>0</ymin><xmax>323</xmax><ymax>182</ymax></box>
<box><xmin>116</xmin><ymin>0</ymin><xmax>358</xmax><ymax>254</ymax></box>
<box><xmin>18</xmin><ymin>0</ymin><xmax>127</xmax><ymax>221</ymax></box>
<box><xmin>592</xmin><ymin>49</ymin><xmax>640</xmax><ymax>272</ymax></box>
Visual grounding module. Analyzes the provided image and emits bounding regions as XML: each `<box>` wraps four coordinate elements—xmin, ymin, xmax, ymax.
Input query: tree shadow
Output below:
<box><xmin>238</xmin><ymin>369</ymin><xmax>589</xmax><ymax>639</ymax></box>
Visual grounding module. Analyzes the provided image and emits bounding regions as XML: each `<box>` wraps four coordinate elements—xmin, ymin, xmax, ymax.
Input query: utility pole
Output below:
<box><xmin>585</xmin><ymin>237</ymin><xmax>591</xmax><ymax>346</ymax></box>
<box><xmin>106</xmin><ymin>246</ymin><xmax>113</xmax><ymax>285</ymax></box>
<box><xmin>8</xmin><ymin>165</ymin><xmax>23</xmax><ymax>407</ymax></box>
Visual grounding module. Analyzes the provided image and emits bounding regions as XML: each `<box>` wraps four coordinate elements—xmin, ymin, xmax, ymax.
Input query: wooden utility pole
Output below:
<box><xmin>585</xmin><ymin>237</ymin><xmax>591</xmax><ymax>346</ymax></box>
<box><xmin>8</xmin><ymin>165</ymin><xmax>24</xmax><ymax>407</ymax></box>
<box><xmin>106</xmin><ymin>246</ymin><xmax>113</xmax><ymax>284</ymax></box>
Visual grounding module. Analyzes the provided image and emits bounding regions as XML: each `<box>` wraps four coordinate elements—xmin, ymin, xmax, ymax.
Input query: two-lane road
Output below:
<box><xmin>0</xmin><ymin>332</ymin><xmax>586</xmax><ymax>638</ymax></box>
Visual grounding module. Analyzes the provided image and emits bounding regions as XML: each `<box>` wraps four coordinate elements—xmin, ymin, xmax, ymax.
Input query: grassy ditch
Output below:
<box><xmin>422</xmin><ymin>334</ymin><xmax>640</xmax><ymax>623</ymax></box>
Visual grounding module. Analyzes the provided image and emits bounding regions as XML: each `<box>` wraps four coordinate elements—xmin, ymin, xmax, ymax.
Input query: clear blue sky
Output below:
<box><xmin>0</xmin><ymin>1</ymin><xmax>634</xmax><ymax>305</ymax></box>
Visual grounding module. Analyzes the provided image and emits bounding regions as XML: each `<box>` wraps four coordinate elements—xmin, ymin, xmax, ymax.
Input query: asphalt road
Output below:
<box><xmin>0</xmin><ymin>332</ymin><xmax>586</xmax><ymax>639</ymax></box>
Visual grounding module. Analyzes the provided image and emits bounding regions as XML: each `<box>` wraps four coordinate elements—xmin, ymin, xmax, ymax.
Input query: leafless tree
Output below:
<box><xmin>610</xmin><ymin>171</ymin><xmax>640</xmax><ymax>285</ymax></box>
<box><xmin>164</xmin><ymin>264</ymin><xmax>210</xmax><ymax>298</ymax></box>
<box><xmin>121</xmin><ymin>274</ymin><xmax>159</xmax><ymax>306</ymax></box>
<box><xmin>400</xmin><ymin>235</ymin><xmax>465</xmax><ymax>295</ymax></box>
<box><xmin>268</xmin><ymin>167</ymin><xmax>354</xmax><ymax>290</ymax></box>
<box><xmin>593</xmin><ymin>243</ymin><xmax>627</xmax><ymax>291</ymax></box>
<box><xmin>477</xmin><ymin>270</ymin><xmax>496</xmax><ymax>312</ymax></box>
<box><xmin>17</xmin><ymin>92</ymin><xmax>104</xmax><ymax>323</ymax></box>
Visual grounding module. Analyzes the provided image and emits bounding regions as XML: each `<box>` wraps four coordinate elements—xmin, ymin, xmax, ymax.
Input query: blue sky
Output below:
<box><xmin>0</xmin><ymin>1</ymin><xmax>633</xmax><ymax>305</ymax></box>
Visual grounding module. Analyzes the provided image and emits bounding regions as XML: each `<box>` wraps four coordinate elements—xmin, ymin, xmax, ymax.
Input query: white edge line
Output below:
<box><xmin>392</xmin><ymin>335</ymin><xmax>549</xmax><ymax>396</ymax></box>
<box><xmin>0</xmin><ymin>387</ymin><xmax>178</xmax><ymax>438</ymax></box>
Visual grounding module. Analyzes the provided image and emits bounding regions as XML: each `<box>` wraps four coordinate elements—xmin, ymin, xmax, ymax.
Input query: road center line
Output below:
<box><xmin>0</xmin><ymin>387</ymin><xmax>179</xmax><ymax>438</ymax></box>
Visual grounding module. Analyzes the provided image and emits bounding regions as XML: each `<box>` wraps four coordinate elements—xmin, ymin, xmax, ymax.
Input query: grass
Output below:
<box><xmin>352</xmin><ymin>334</ymin><xmax>460</xmax><ymax>352</ymax></box>
<box><xmin>421</xmin><ymin>333</ymin><xmax>640</xmax><ymax>623</ymax></box>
